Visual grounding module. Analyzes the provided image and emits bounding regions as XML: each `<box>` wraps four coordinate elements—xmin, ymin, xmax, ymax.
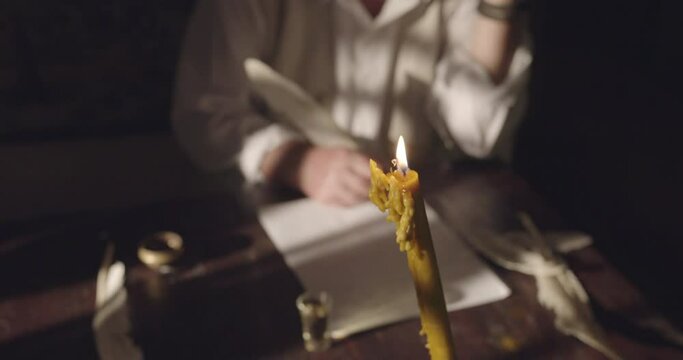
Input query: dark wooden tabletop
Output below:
<box><xmin>1</xmin><ymin>166</ymin><xmax>682</xmax><ymax>359</ymax></box>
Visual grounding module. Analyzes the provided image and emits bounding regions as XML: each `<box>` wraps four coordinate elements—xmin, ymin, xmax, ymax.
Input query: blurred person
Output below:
<box><xmin>172</xmin><ymin>0</ymin><xmax>531</xmax><ymax>206</ymax></box>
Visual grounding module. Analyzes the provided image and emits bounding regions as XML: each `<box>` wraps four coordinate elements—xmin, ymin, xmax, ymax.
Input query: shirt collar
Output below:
<box><xmin>337</xmin><ymin>0</ymin><xmax>430</xmax><ymax>29</ymax></box>
<box><xmin>376</xmin><ymin>0</ymin><xmax>428</xmax><ymax>27</ymax></box>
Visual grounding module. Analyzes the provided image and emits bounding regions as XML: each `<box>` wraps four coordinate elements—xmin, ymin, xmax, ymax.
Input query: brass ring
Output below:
<box><xmin>137</xmin><ymin>231</ymin><xmax>184</xmax><ymax>269</ymax></box>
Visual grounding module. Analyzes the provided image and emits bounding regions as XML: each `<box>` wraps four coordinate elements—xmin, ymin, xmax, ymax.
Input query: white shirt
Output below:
<box><xmin>172</xmin><ymin>0</ymin><xmax>532</xmax><ymax>183</ymax></box>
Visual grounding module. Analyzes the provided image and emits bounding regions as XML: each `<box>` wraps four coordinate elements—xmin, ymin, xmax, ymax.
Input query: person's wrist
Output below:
<box><xmin>477</xmin><ymin>0</ymin><xmax>526</xmax><ymax>21</ymax></box>
<box><xmin>260</xmin><ymin>141</ymin><xmax>311</xmax><ymax>188</ymax></box>
<box><xmin>482</xmin><ymin>0</ymin><xmax>514</xmax><ymax>5</ymax></box>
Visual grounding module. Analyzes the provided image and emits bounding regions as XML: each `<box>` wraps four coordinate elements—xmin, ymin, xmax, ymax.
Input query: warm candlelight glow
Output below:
<box><xmin>396</xmin><ymin>136</ymin><xmax>409</xmax><ymax>173</ymax></box>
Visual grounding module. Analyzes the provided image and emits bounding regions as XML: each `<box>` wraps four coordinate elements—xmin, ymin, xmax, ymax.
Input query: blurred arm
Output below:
<box><xmin>171</xmin><ymin>0</ymin><xmax>303</xmax><ymax>183</ymax></box>
<box><xmin>429</xmin><ymin>0</ymin><xmax>532</xmax><ymax>158</ymax></box>
<box><xmin>468</xmin><ymin>0</ymin><xmax>522</xmax><ymax>84</ymax></box>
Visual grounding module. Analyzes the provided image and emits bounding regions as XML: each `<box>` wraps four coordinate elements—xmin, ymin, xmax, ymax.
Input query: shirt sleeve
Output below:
<box><xmin>171</xmin><ymin>0</ymin><xmax>304</xmax><ymax>183</ymax></box>
<box><xmin>430</xmin><ymin>0</ymin><xmax>532</xmax><ymax>159</ymax></box>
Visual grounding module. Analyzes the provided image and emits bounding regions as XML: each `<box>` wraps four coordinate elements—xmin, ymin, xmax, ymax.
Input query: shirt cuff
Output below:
<box><xmin>238</xmin><ymin>123</ymin><xmax>305</xmax><ymax>183</ymax></box>
<box><xmin>431</xmin><ymin>40</ymin><xmax>532</xmax><ymax>158</ymax></box>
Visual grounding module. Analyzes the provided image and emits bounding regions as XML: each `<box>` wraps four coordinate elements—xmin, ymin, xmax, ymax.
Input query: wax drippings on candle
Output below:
<box><xmin>369</xmin><ymin>158</ymin><xmax>456</xmax><ymax>360</ymax></box>
<box><xmin>369</xmin><ymin>160</ymin><xmax>415</xmax><ymax>252</ymax></box>
<box><xmin>369</xmin><ymin>160</ymin><xmax>390</xmax><ymax>211</ymax></box>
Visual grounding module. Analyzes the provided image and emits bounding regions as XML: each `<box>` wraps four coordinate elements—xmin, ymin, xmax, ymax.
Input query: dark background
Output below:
<box><xmin>516</xmin><ymin>1</ymin><xmax>683</xmax><ymax>326</ymax></box>
<box><xmin>1</xmin><ymin>0</ymin><xmax>682</xmax><ymax>326</ymax></box>
<box><xmin>0</xmin><ymin>0</ymin><xmax>195</xmax><ymax>141</ymax></box>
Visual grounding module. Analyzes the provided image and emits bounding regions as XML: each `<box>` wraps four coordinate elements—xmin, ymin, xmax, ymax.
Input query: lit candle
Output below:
<box><xmin>369</xmin><ymin>136</ymin><xmax>455</xmax><ymax>359</ymax></box>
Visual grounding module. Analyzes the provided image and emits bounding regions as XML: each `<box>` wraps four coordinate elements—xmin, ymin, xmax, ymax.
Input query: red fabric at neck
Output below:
<box><xmin>361</xmin><ymin>0</ymin><xmax>385</xmax><ymax>18</ymax></box>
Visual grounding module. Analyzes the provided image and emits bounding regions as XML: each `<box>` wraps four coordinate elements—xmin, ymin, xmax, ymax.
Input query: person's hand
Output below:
<box><xmin>296</xmin><ymin>146</ymin><xmax>371</xmax><ymax>206</ymax></box>
<box><xmin>260</xmin><ymin>142</ymin><xmax>371</xmax><ymax>206</ymax></box>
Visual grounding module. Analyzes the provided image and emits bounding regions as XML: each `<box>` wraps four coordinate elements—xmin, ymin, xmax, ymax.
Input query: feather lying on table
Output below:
<box><xmin>457</xmin><ymin>212</ymin><xmax>622</xmax><ymax>360</ymax></box>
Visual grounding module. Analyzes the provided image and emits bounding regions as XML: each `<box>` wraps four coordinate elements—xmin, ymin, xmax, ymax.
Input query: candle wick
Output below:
<box><xmin>391</xmin><ymin>159</ymin><xmax>408</xmax><ymax>175</ymax></box>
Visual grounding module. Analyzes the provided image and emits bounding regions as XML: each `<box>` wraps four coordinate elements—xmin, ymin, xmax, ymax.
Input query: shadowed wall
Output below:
<box><xmin>515</xmin><ymin>1</ymin><xmax>683</xmax><ymax>326</ymax></box>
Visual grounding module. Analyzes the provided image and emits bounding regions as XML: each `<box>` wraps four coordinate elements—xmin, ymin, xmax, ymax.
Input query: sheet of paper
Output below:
<box><xmin>258</xmin><ymin>199</ymin><xmax>510</xmax><ymax>339</ymax></box>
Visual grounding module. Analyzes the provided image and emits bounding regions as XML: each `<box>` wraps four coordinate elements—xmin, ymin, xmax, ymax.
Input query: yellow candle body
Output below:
<box><xmin>369</xmin><ymin>160</ymin><xmax>455</xmax><ymax>360</ymax></box>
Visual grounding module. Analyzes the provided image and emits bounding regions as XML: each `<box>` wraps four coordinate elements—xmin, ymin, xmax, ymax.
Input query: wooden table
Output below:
<box><xmin>1</xmin><ymin>166</ymin><xmax>682</xmax><ymax>359</ymax></box>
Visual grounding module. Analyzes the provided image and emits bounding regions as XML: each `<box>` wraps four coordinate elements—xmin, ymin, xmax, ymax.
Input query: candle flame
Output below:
<box><xmin>396</xmin><ymin>136</ymin><xmax>409</xmax><ymax>173</ymax></box>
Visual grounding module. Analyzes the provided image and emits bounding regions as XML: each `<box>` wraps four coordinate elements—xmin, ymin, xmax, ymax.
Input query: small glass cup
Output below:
<box><xmin>296</xmin><ymin>291</ymin><xmax>332</xmax><ymax>352</ymax></box>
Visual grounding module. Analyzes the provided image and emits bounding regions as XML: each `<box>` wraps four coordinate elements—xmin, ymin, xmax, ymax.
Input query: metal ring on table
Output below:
<box><xmin>137</xmin><ymin>231</ymin><xmax>184</xmax><ymax>270</ymax></box>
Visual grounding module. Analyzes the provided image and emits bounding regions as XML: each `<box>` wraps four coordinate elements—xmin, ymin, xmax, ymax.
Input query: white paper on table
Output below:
<box><xmin>258</xmin><ymin>199</ymin><xmax>510</xmax><ymax>339</ymax></box>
